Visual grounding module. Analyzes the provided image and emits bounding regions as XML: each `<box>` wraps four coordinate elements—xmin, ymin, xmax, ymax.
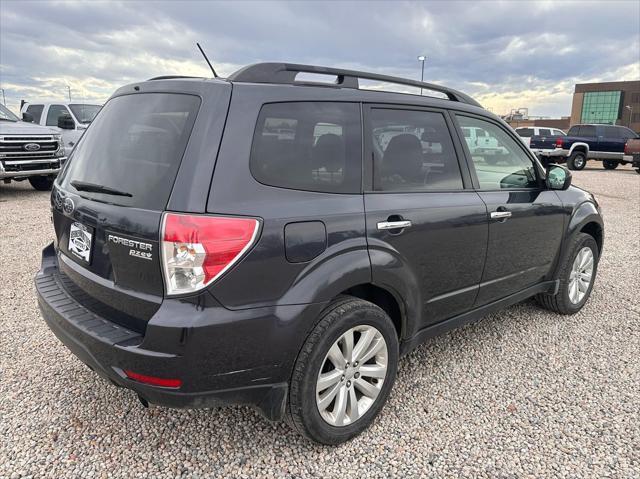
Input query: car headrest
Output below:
<box><xmin>312</xmin><ymin>134</ymin><xmax>345</xmax><ymax>172</ymax></box>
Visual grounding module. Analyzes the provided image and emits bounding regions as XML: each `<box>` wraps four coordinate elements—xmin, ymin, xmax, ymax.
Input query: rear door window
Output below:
<box><xmin>59</xmin><ymin>93</ymin><xmax>201</xmax><ymax>210</ymax></box>
<box><xmin>250</xmin><ymin>102</ymin><xmax>361</xmax><ymax>194</ymax></box>
<box><xmin>580</xmin><ymin>125</ymin><xmax>596</xmax><ymax>137</ymax></box>
<box><xmin>368</xmin><ymin>108</ymin><xmax>463</xmax><ymax>191</ymax></box>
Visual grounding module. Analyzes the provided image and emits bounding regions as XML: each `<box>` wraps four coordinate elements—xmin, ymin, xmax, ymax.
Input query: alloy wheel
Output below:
<box><xmin>315</xmin><ymin>325</ymin><xmax>388</xmax><ymax>427</ymax></box>
<box><xmin>568</xmin><ymin>246</ymin><xmax>594</xmax><ymax>304</ymax></box>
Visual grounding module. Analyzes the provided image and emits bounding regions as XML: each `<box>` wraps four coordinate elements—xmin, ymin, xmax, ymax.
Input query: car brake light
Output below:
<box><xmin>555</xmin><ymin>137</ymin><xmax>564</xmax><ymax>148</ymax></box>
<box><xmin>624</xmin><ymin>142</ymin><xmax>629</xmax><ymax>155</ymax></box>
<box><xmin>124</xmin><ymin>370</ymin><xmax>182</xmax><ymax>388</ymax></box>
<box><xmin>161</xmin><ymin>213</ymin><xmax>260</xmax><ymax>296</ymax></box>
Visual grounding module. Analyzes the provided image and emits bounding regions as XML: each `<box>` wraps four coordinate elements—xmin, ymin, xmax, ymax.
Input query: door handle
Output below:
<box><xmin>490</xmin><ymin>211</ymin><xmax>512</xmax><ymax>220</ymax></box>
<box><xmin>377</xmin><ymin>220</ymin><xmax>412</xmax><ymax>231</ymax></box>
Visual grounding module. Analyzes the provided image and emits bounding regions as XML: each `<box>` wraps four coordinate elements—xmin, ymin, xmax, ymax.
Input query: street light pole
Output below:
<box><xmin>67</xmin><ymin>85</ymin><xmax>72</xmax><ymax>102</ymax></box>
<box><xmin>417</xmin><ymin>55</ymin><xmax>426</xmax><ymax>95</ymax></box>
<box><xmin>625</xmin><ymin>105</ymin><xmax>633</xmax><ymax>128</ymax></box>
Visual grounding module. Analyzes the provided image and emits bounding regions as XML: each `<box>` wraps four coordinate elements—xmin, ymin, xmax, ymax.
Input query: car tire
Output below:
<box><xmin>288</xmin><ymin>296</ymin><xmax>399</xmax><ymax>445</ymax></box>
<box><xmin>602</xmin><ymin>160</ymin><xmax>618</xmax><ymax>170</ymax></box>
<box><xmin>567</xmin><ymin>151</ymin><xmax>587</xmax><ymax>170</ymax></box>
<box><xmin>535</xmin><ymin>233</ymin><xmax>599</xmax><ymax>315</ymax></box>
<box><xmin>28</xmin><ymin>176</ymin><xmax>54</xmax><ymax>191</ymax></box>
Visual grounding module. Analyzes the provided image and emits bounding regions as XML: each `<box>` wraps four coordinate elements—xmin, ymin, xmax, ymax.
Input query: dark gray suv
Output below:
<box><xmin>36</xmin><ymin>63</ymin><xmax>603</xmax><ymax>444</ymax></box>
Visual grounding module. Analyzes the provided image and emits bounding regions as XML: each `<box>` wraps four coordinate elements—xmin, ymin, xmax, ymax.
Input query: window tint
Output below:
<box><xmin>26</xmin><ymin>104</ymin><xmax>44</xmax><ymax>123</ymax></box>
<box><xmin>369</xmin><ymin>108</ymin><xmax>463</xmax><ymax>191</ymax></box>
<box><xmin>567</xmin><ymin>126</ymin><xmax>580</xmax><ymax>136</ymax></box>
<box><xmin>457</xmin><ymin>115</ymin><xmax>538</xmax><ymax>190</ymax></box>
<box><xmin>538</xmin><ymin>128</ymin><xmax>552</xmax><ymax>136</ymax></box>
<box><xmin>516</xmin><ymin>128</ymin><xmax>534</xmax><ymax>137</ymax></box>
<box><xmin>603</xmin><ymin>126</ymin><xmax>620</xmax><ymax>138</ymax></box>
<box><xmin>59</xmin><ymin>93</ymin><xmax>200</xmax><ymax>210</ymax></box>
<box><xmin>46</xmin><ymin>105</ymin><xmax>71</xmax><ymax>126</ymax></box>
<box><xmin>250</xmin><ymin>102</ymin><xmax>361</xmax><ymax>194</ymax></box>
<box><xmin>579</xmin><ymin>125</ymin><xmax>596</xmax><ymax>137</ymax></box>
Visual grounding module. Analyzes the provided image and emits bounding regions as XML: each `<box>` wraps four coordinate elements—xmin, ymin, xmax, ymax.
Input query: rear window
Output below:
<box><xmin>59</xmin><ymin>93</ymin><xmax>200</xmax><ymax>210</ymax></box>
<box><xmin>250</xmin><ymin>102</ymin><xmax>361</xmax><ymax>194</ymax></box>
<box><xmin>538</xmin><ymin>128</ymin><xmax>552</xmax><ymax>136</ymax></box>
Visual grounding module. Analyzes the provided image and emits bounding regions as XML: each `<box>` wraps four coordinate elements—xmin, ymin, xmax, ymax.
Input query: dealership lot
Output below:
<box><xmin>0</xmin><ymin>167</ymin><xmax>638</xmax><ymax>478</ymax></box>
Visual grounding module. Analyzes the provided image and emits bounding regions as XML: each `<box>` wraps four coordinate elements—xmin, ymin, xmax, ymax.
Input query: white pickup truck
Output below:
<box><xmin>0</xmin><ymin>104</ymin><xmax>67</xmax><ymax>190</ymax></box>
<box><xmin>20</xmin><ymin>102</ymin><xmax>101</xmax><ymax>153</ymax></box>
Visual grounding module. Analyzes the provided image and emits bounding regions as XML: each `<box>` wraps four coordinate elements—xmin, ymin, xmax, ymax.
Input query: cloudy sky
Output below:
<box><xmin>1</xmin><ymin>0</ymin><xmax>638</xmax><ymax>117</ymax></box>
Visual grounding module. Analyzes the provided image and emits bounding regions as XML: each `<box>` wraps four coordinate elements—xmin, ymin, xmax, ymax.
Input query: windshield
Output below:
<box><xmin>0</xmin><ymin>104</ymin><xmax>19</xmax><ymax>122</ymax></box>
<box><xmin>69</xmin><ymin>104</ymin><xmax>102</xmax><ymax>124</ymax></box>
<box><xmin>59</xmin><ymin>93</ymin><xmax>201</xmax><ymax>210</ymax></box>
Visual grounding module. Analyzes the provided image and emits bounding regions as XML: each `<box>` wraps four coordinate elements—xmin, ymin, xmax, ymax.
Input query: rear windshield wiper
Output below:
<box><xmin>71</xmin><ymin>180</ymin><xmax>132</xmax><ymax>197</ymax></box>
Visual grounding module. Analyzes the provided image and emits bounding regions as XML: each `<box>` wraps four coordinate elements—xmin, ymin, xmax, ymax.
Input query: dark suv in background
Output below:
<box><xmin>36</xmin><ymin>63</ymin><xmax>604</xmax><ymax>444</ymax></box>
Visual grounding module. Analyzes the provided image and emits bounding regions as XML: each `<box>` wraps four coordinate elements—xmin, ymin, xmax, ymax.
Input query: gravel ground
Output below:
<box><xmin>1</xmin><ymin>165</ymin><xmax>639</xmax><ymax>478</ymax></box>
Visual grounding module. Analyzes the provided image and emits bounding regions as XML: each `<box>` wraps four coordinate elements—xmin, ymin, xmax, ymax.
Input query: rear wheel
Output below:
<box><xmin>602</xmin><ymin>160</ymin><xmax>618</xmax><ymax>170</ymax></box>
<box><xmin>288</xmin><ymin>296</ymin><xmax>399</xmax><ymax>444</ymax></box>
<box><xmin>567</xmin><ymin>151</ymin><xmax>587</xmax><ymax>170</ymax></box>
<box><xmin>28</xmin><ymin>176</ymin><xmax>54</xmax><ymax>191</ymax></box>
<box><xmin>535</xmin><ymin>233</ymin><xmax>599</xmax><ymax>315</ymax></box>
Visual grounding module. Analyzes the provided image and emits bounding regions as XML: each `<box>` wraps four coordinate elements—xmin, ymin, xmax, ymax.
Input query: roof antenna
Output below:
<box><xmin>197</xmin><ymin>43</ymin><xmax>218</xmax><ymax>78</ymax></box>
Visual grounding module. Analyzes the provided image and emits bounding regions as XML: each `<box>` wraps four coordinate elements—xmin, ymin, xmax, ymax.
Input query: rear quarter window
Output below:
<box><xmin>516</xmin><ymin>128</ymin><xmax>534</xmax><ymax>137</ymax></box>
<box><xmin>250</xmin><ymin>102</ymin><xmax>362</xmax><ymax>194</ymax></box>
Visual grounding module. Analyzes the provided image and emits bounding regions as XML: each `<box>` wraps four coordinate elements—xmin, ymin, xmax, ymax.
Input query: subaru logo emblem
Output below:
<box><xmin>63</xmin><ymin>198</ymin><xmax>75</xmax><ymax>215</ymax></box>
<box><xmin>24</xmin><ymin>143</ymin><xmax>41</xmax><ymax>151</ymax></box>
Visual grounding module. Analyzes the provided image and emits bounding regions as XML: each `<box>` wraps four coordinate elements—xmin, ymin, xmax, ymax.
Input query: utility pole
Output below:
<box><xmin>1</xmin><ymin>89</ymin><xmax>5</xmax><ymax>106</ymax></box>
<box><xmin>417</xmin><ymin>55</ymin><xmax>426</xmax><ymax>95</ymax></box>
<box><xmin>67</xmin><ymin>85</ymin><xmax>72</xmax><ymax>102</ymax></box>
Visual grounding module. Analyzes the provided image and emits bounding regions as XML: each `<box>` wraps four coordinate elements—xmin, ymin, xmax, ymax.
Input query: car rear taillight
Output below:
<box><xmin>555</xmin><ymin>137</ymin><xmax>564</xmax><ymax>148</ymax></box>
<box><xmin>161</xmin><ymin>213</ymin><xmax>260</xmax><ymax>296</ymax></box>
<box><xmin>624</xmin><ymin>141</ymin><xmax>629</xmax><ymax>155</ymax></box>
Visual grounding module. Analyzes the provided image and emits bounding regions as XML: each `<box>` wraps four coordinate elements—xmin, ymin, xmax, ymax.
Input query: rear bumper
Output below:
<box><xmin>36</xmin><ymin>243</ymin><xmax>323</xmax><ymax>420</ymax></box>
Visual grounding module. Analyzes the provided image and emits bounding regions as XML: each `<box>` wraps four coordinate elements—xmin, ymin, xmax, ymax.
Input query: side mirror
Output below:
<box><xmin>57</xmin><ymin>115</ymin><xmax>75</xmax><ymax>130</ymax></box>
<box><xmin>22</xmin><ymin>112</ymin><xmax>34</xmax><ymax>123</ymax></box>
<box><xmin>546</xmin><ymin>164</ymin><xmax>572</xmax><ymax>190</ymax></box>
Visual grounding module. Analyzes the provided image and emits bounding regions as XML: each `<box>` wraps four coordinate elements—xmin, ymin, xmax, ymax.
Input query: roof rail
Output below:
<box><xmin>147</xmin><ymin>75</ymin><xmax>203</xmax><ymax>81</ymax></box>
<box><xmin>228</xmin><ymin>63</ymin><xmax>482</xmax><ymax>108</ymax></box>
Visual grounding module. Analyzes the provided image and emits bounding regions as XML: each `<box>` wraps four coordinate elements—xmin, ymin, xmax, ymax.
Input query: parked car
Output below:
<box><xmin>461</xmin><ymin>125</ymin><xmax>509</xmax><ymax>163</ymax></box>
<box><xmin>0</xmin><ymin>103</ymin><xmax>67</xmax><ymax>190</ymax></box>
<box><xmin>515</xmin><ymin>126</ymin><xmax>566</xmax><ymax>147</ymax></box>
<box><xmin>529</xmin><ymin>123</ymin><xmax>638</xmax><ymax>170</ymax></box>
<box><xmin>21</xmin><ymin>101</ymin><xmax>102</xmax><ymax>153</ymax></box>
<box><xmin>624</xmin><ymin>138</ymin><xmax>640</xmax><ymax>174</ymax></box>
<box><xmin>36</xmin><ymin>63</ymin><xmax>604</xmax><ymax>445</ymax></box>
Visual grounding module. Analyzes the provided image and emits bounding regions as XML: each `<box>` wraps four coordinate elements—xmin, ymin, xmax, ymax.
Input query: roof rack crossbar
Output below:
<box><xmin>228</xmin><ymin>63</ymin><xmax>481</xmax><ymax>107</ymax></box>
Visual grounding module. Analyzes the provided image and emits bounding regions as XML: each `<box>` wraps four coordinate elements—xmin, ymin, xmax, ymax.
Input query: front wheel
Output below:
<box><xmin>28</xmin><ymin>176</ymin><xmax>54</xmax><ymax>191</ymax></box>
<box><xmin>288</xmin><ymin>296</ymin><xmax>399</xmax><ymax>444</ymax></box>
<box><xmin>536</xmin><ymin>233</ymin><xmax>599</xmax><ymax>315</ymax></box>
<box><xmin>602</xmin><ymin>160</ymin><xmax>618</xmax><ymax>170</ymax></box>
